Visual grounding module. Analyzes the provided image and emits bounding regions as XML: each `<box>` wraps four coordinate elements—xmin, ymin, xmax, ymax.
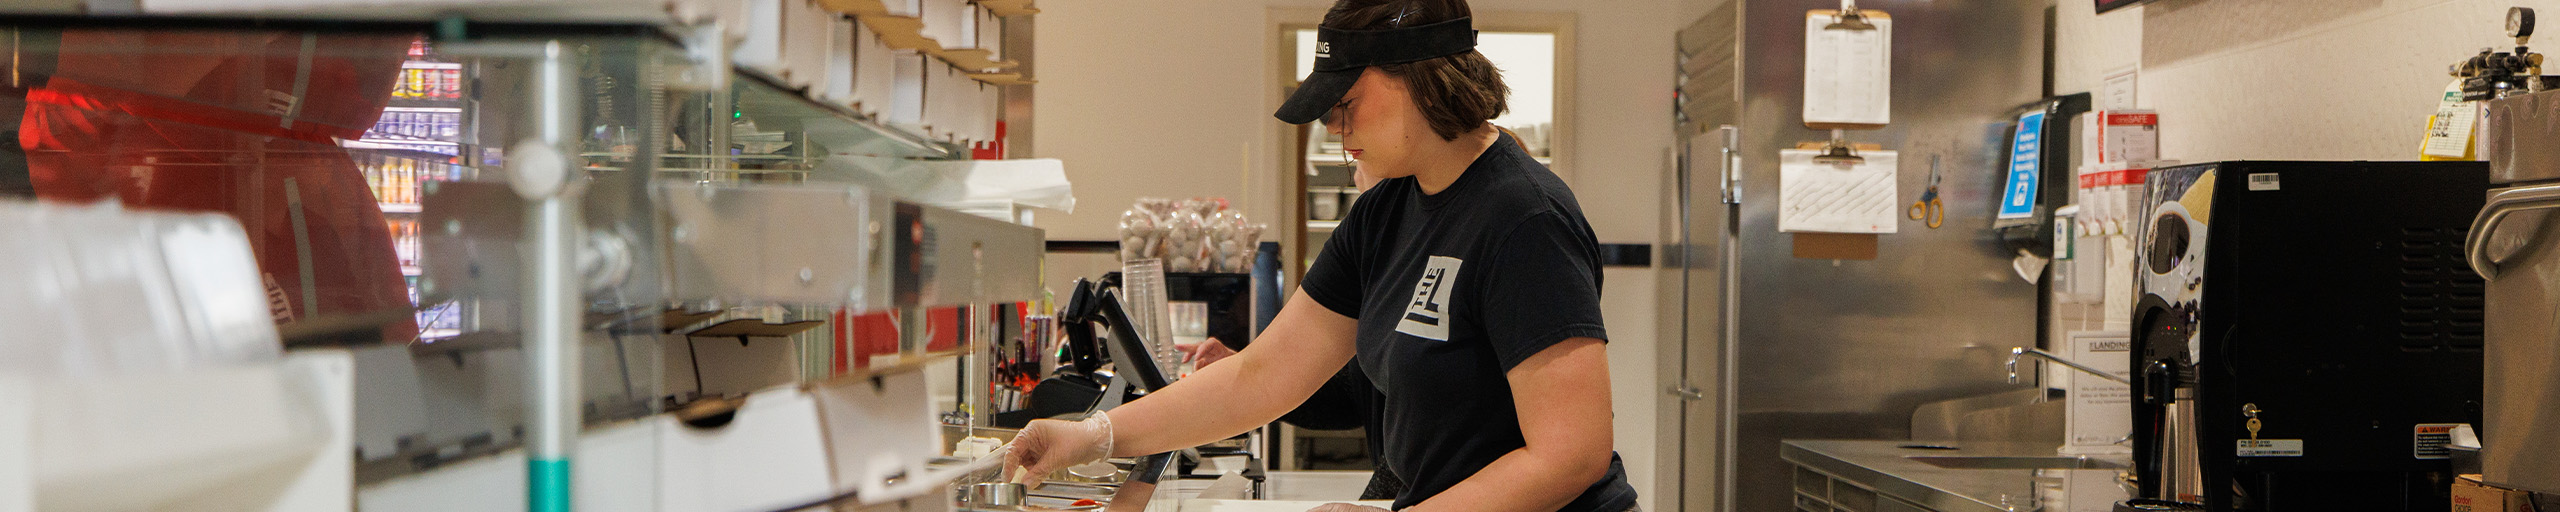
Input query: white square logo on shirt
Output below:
<box><xmin>1396</xmin><ymin>255</ymin><xmax>1463</xmax><ymax>341</ymax></box>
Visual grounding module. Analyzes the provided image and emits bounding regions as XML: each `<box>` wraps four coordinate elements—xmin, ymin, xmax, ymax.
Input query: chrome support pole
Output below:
<box><xmin>516</xmin><ymin>40</ymin><xmax>584</xmax><ymax>512</ymax></box>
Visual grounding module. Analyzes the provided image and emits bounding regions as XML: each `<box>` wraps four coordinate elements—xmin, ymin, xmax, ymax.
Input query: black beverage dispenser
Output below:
<box><xmin>2128</xmin><ymin>161</ymin><xmax>2487</xmax><ymax>511</ymax></box>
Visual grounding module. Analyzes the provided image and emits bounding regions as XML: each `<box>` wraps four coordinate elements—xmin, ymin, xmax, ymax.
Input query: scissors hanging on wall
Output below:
<box><xmin>1909</xmin><ymin>154</ymin><xmax>1944</xmax><ymax>229</ymax></box>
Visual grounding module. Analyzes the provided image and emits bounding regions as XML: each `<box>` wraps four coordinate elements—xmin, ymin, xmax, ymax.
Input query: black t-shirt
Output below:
<box><xmin>1301</xmin><ymin>132</ymin><xmax>1638</xmax><ymax>512</ymax></box>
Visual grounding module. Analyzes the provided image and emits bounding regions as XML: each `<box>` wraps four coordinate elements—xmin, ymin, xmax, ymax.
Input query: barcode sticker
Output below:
<box><xmin>2247</xmin><ymin>173</ymin><xmax>2281</xmax><ymax>191</ymax></box>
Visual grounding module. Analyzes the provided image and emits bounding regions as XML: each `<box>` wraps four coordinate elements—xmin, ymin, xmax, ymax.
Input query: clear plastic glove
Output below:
<box><xmin>1306</xmin><ymin>504</ymin><xmax>1392</xmax><ymax>512</ymax></box>
<box><xmin>1007</xmin><ymin>410</ymin><xmax>1116</xmax><ymax>485</ymax></box>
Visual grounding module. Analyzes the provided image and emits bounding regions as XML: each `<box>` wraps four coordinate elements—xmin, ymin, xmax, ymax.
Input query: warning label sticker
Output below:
<box><xmin>2238</xmin><ymin>439</ymin><xmax>2305</xmax><ymax>457</ymax></box>
<box><xmin>2415</xmin><ymin>424</ymin><xmax>2463</xmax><ymax>460</ymax></box>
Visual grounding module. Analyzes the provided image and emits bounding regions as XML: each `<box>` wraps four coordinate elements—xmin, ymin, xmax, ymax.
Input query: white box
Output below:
<box><xmin>2077</xmin><ymin>110</ymin><xmax>2158</xmax><ymax>166</ymax></box>
<box><xmin>695</xmin><ymin>0</ymin><xmax>755</xmax><ymax>44</ymax></box>
<box><xmin>852</xmin><ymin>21</ymin><xmax>899</xmax><ymax>116</ymax></box>
<box><xmin>955</xmin><ymin>5</ymin><xmax>984</xmax><ymax>51</ymax></box>
<box><xmin>917</xmin><ymin>0</ymin><xmax>968</xmax><ymax>48</ymax></box>
<box><xmin>922</xmin><ymin>60</ymin><xmax>960</xmax><ymax>140</ymax></box>
<box><xmin>357</xmin><ymin>387</ymin><xmax>836</xmax><ymax>512</ymax></box>
<box><xmin>781</xmin><ymin>0</ymin><xmax>837</xmax><ymax>88</ymax></box>
<box><xmin>733</xmin><ymin>0</ymin><xmax>787</xmax><ymax>77</ymax></box>
<box><xmin>975</xmin><ymin>7</ymin><xmax>1002</xmax><ymax>59</ymax></box>
<box><xmin>736</xmin><ymin>0</ymin><xmax>838</xmax><ymax>89</ymax></box>
<box><xmin>809</xmin><ymin>371</ymin><xmax>936</xmax><ymax>498</ymax></box>
<box><xmin>975</xmin><ymin>81</ymin><xmax>1000</xmax><ymax>144</ymax></box>
<box><xmin>17</xmin><ymin>352</ymin><xmax>352</xmax><ymax>511</ymax></box>
<box><xmin>888</xmin><ymin>52</ymin><xmax>927</xmax><ymax>128</ymax></box>
<box><xmin>657</xmin><ymin>387</ymin><xmax>834</xmax><ymax>511</ymax></box>
<box><xmin>820</xmin><ymin>17</ymin><xmax>858</xmax><ymax>105</ymax></box>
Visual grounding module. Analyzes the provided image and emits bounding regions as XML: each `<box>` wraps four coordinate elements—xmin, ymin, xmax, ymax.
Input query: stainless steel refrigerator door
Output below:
<box><xmin>1664</xmin><ymin>126</ymin><xmax>1738</xmax><ymax>512</ymax></box>
<box><xmin>1726</xmin><ymin>1</ymin><xmax>2050</xmax><ymax>510</ymax></box>
<box><xmin>1668</xmin><ymin>5</ymin><xmax>1741</xmax><ymax>511</ymax></box>
<box><xmin>2475</xmin><ymin>183</ymin><xmax>2560</xmax><ymax>494</ymax></box>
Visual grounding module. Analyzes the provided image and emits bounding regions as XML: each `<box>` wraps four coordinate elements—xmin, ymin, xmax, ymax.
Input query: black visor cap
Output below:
<box><xmin>1274</xmin><ymin>17</ymin><xmax>1479</xmax><ymax>125</ymax></box>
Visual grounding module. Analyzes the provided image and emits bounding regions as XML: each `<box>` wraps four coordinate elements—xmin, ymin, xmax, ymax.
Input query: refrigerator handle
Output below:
<box><xmin>1717</xmin><ymin>125</ymin><xmax>1742</xmax><ymax>205</ymax></box>
<box><xmin>2466</xmin><ymin>183</ymin><xmax>2560</xmax><ymax>279</ymax></box>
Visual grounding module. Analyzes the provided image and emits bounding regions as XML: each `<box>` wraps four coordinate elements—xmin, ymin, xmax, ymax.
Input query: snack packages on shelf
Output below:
<box><xmin>1117</xmin><ymin>197</ymin><xmax>1264</xmax><ymax>273</ymax></box>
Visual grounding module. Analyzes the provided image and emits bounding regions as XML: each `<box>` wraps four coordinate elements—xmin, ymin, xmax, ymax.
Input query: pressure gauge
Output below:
<box><xmin>2510</xmin><ymin>7</ymin><xmax>2536</xmax><ymax>39</ymax></box>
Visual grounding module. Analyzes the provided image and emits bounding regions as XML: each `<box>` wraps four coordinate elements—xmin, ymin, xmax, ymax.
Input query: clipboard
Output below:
<box><xmin>1778</xmin><ymin>146</ymin><xmax>1899</xmax><ymax>235</ymax></box>
<box><xmin>1803</xmin><ymin>9</ymin><xmax>1892</xmax><ymax>130</ymax></box>
<box><xmin>1785</xmin><ymin>141</ymin><xmax>1888</xmax><ymax>259</ymax></box>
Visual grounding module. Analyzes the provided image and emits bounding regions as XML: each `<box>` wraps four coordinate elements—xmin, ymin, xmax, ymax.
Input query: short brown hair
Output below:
<box><xmin>1322</xmin><ymin>0</ymin><xmax>1509</xmax><ymax>141</ymax></box>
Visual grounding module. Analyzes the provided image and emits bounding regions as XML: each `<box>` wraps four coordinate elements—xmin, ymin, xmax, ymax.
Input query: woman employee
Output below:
<box><xmin>1009</xmin><ymin>1</ymin><xmax>1639</xmax><ymax>511</ymax></box>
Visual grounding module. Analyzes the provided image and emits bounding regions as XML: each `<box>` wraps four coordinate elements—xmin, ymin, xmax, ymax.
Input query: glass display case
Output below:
<box><xmin>0</xmin><ymin>13</ymin><xmax>1038</xmax><ymax>511</ymax></box>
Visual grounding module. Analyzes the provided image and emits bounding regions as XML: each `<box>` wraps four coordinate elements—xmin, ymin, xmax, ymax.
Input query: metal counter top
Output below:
<box><xmin>1782</xmin><ymin>440</ymin><xmax>2135</xmax><ymax>512</ymax></box>
<box><xmin>1142</xmin><ymin>471</ymin><xmax>1387</xmax><ymax>512</ymax></box>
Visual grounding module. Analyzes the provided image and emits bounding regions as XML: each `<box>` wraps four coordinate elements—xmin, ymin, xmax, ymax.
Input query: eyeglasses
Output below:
<box><xmin>1321</xmin><ymin>101</ymin><xmax>1351</xmax><ymax>133</ymax></box>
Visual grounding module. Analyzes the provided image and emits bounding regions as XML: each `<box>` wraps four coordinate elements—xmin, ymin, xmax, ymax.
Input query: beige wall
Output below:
<box><xmin>1029</xmin><ymin>1</ymin><xmax>1690</xmax><ymax>509</ymax></box>
<box><xmin>1029</xmin><ymin>0</ymin><xmax>1685</xmax><ymax>242</ymax></box>
<box><xmin>2058</xmin><ymin>0</ymin><xmax>2553</xmax><ymax>161</ymax></box>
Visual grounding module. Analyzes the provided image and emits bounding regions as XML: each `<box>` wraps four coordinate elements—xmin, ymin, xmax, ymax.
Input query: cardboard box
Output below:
<box><xmin>2455</xmin><ymin>474</ymin><xmax>2539</xmax><ymax>512</ymax></box>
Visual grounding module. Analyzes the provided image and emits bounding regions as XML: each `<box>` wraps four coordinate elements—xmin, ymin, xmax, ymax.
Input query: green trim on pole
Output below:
<box><xmin>529</xmin><ymin>458</ymin><xmax>572</xmax><ymax>512</ymax></box>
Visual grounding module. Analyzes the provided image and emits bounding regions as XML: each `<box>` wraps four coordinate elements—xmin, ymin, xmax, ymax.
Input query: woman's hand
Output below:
<box><xmin>1175</xmin><ymin>337</ymin><xmax>1239</xmax><ymax>368</ymax></box>
<box><xmin>1006</xmin><ymin>411</ymin><xmax>1116</xmax><ymax>485</ymax></box>
<box><xmin>1305</xmin><ymin>504</ymin><xmax>1391</xmax><ymax>512</ymax></box>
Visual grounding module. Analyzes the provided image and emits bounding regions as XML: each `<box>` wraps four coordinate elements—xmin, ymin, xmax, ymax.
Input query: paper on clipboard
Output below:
<box><xmin>1779</xmin><ymin>149</ymin><xmax>1899</xmax><ymax>234</ymax></box>
<box><xmin>1803</xmin><ymin>10</ymin><xmax>1892</xmax><ymax>127</ymax></box>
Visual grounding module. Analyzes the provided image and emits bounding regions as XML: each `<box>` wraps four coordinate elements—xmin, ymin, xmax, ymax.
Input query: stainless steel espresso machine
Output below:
<box><xmin>2129</xmin><ymin>161</ymin><xmax>2489</xmax><ymax>511</ymax></box>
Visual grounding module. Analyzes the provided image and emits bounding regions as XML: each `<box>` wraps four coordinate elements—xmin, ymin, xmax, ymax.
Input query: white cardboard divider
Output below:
<box><xmin>780</xmin><ymin>0</ymin><xmax>836</xmax><ymax>88</ymax></box>
<box><xmin>657</xmin><ymin>387</ymin><xmax>835</xmax><ymax>511</ymax></box>
<box><xmin>0</xmin><ymin>376</ymin><xmax>31</xmax><ymax>512</ymax></box>
<box><xmin>9</xmin><ymin>351</ymin><xmax>352</xmax><ymax>512</ymax></box>
<box><xmin>810</xmin><ymin>370</ymin><xmax>940</xmax><ymax>501</ymax></box>
<box><xmin>916</xmin><ymin>0</ymin><xmax>962</xmax><ymax>49</ymax></box>
<box><xmin>888</xmin><ymin>52</ymin><xmax>928</xmax><ymax>129</ymax></box>
<box><xmin>853</xmin><ymin>21</ymin><xmax>900</xmax><ymax>116</ymax></box>
<box><xmin>921</xmin><ymin>60</ymin><xmax>955</xmax><ymax>140</ymax></box>
<box><xmin>917</xmin><ymin>0</ymin><xmax>967</xmax><ymax>47</ymax></box>
<box><xmin>682</xmin><ymin>0</ymin><xmax>756</xmax><ymax>42</ymax></box>
<box><xmin>975</xmin><ymin>7</ymin><xmax>1002</xmax><ymax>60</ymax></box>
<box><xmin>976</xmin><ymin>81</ymin><xmax>1001</xmax><ymax>144</ymax></box>
<box><xmin>356</xmin><ymin>419</ymin><xmax>658</xmax><ymax>512</ymax></box>
<box><xmin>358</xmin><ymin>386</ymin><xmax>835</xmax><ymax>512</ymax></box>
<box><xmin>737</xmin><ymin>0</ymin><xmax>847</xmax><ymax>90</ymax></box>
<box><xmin>734</xmin><ymin>0</ymin><xmax>788</xmax><ymax>78</ymax></box>
<box><xmin>822</xmin><ymin>16</ymin><xmax>859</xmax><ymax>105</ymax></box>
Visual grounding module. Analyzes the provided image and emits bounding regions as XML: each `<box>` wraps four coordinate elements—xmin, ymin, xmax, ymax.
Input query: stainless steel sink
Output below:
<box><xmin>1904</xmin><ymin>455</ymin><xmax>2128</xmax><ymax>470</ymax></box>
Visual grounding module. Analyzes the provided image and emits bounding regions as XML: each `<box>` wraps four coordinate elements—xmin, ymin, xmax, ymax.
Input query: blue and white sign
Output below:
<box><xmin>1998</xmin><ymin>111</ymin><xmax>2046</xmax><ymax>220</ymax></box>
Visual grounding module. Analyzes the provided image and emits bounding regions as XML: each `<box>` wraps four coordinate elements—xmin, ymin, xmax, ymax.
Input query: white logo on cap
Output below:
<box><xmin>1315</xmin><ymin>42</ymin><xmax>1331</xmax><ymax>59</ymax></box>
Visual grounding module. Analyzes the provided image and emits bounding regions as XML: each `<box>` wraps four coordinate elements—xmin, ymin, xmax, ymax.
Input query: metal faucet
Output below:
<box><xmin>2008</xmin><ymin>347</ymin><xmax>2133</xmax><ymax>385</ymax></box>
